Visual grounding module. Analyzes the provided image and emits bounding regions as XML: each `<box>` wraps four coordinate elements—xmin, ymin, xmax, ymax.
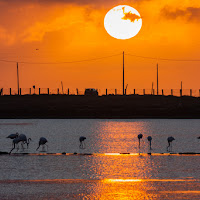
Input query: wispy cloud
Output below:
<box><xmin>121</xmin><ymin>6</ymin><xmax>141</xmax><ymax>23</ymax></box>
<box><xmin>161</xmin><ymin>6</ymin><xmax>200</xmax><ymax>22</ymax></box>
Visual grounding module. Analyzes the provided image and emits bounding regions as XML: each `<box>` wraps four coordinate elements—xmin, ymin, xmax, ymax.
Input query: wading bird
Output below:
<box><xmin>147</xmin><ymin>136</ymin><xmax>152</xmax><ymax>150</ymax></box>
<box><xmin>6</xmin><ymin>132</ymin><xmax>19</xmax><ymax>139</ymax></box>
<box><xmin>18</xmin><ymin>134</ymin><xmax>32</xmax><ymax>149</ymax></box>
<box><xmin>9</xmin><ymin>137</ymin><xmax>23</xmax><ymax>154</ymax></box>
<box><xmin>36</xmin><ymin>137</ymin><xmax>48</xmax><ymax>151</ymax></box>
<box><xmin>9</xmin><ymin>134</ymin><xmax>32</xmax><ymax>154</ymax></box>
<box><xmin>138</xmin><ymin>134</ymin><xmax>143</xmax><ymax>149</ymax></box>
<box><xmin>7</xmin><ymin>132</ymin><xmax>19</xmax><ymax>147</ymax></box>
<box><xmin>79</xmin><ymin>136</ymin><xmax>86</xmax><ymax>149</ymax></box>
<box><xmin>167</xmin><ymin>136</ymin><xmax>175</xmax><ymax>152</ymax></box>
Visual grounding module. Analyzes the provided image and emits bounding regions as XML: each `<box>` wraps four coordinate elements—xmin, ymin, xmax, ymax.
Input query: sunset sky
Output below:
<box><xmin>0</xmin><ymin>0</ymin><xmax>200</xmax><ymax>93</ymax></box>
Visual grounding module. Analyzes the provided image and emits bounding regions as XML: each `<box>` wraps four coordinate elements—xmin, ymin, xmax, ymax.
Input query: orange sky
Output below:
<box><xmin>0</xmin><ymin>0</ymin><xmax>200</xmax><ymax>93</ymax></box>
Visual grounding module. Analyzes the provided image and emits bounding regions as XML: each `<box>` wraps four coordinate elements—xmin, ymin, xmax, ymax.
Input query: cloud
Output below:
<box><xmin>121</xmin><ymin>6</ymin><xmax>141</xmax><ymax>22</ymax></box>
<box><xmin>0</xmin><ymin>0</ymin><xmax>116</xmax><ymax>6</ymax></box>
<box><xmin>161</xmin><ymin>6</ymin><xmax>200</xmax><ymax>22</ymax></box>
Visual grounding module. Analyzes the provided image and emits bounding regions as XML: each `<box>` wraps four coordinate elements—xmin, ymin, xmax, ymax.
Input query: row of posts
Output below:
<box><xmin>106</xmin><ymin>89</ymin><xmax>194</xmax><ymax>96</ymax></box>
<box><xmin>0</xmin><ymin>88</ymin><xmax>198</xmax><ymax>96</ymax></box>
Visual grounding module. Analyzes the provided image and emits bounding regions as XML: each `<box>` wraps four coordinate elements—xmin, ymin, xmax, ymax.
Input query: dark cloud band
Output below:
<box><xmin>161</xmin><ymin>6</ymin><xmax>200</xmax><ymax>22</ymax></box>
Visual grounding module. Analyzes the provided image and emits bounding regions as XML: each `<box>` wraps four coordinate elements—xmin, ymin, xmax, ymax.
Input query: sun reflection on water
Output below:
<box><xmin>94</xmin><ymin>120</ymin><xmax>149</xmax><ymax>153</ymax></box>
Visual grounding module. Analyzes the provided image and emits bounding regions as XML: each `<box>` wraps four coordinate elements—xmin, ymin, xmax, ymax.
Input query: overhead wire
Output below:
<box><xmin>0</xmin><ymin>52</ymin><xmax>200</xmax><ymax>64</ymax></box>
<box><xmin>125</xmin><ymin>53</ymin><xmax>200</xmax><ymax>62</ymax></box>
<box><xmin>0</xmin><ymin>53</ymin><xmax>121</xmax><ymax>64</ymax></box>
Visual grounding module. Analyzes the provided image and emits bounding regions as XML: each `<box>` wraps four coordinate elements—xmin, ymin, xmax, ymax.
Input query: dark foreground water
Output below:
<box><xmin>0</xmin><ymin>119</ymin><xmax>200</xmax><ymax>199</ymax></box>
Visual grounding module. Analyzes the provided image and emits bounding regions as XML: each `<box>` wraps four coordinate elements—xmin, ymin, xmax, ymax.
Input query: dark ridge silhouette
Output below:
<box><xmin>0</xmin><ymin>95</ymin><xmax>200</xmax><ymax>118</ymax></box>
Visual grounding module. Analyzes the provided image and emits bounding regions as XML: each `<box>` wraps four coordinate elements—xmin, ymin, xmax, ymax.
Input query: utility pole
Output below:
<box><xmin>151</xmin><ymin>82</ymin><xmax>154</xmax><ymax>95</ymax></box>
<box><xmin>157</xmin><ymin>63</ymin><xmax>158</xmax><ymax>95</ymax></box>
<box><xmin>181</xmin><ymin>81</ymin><xmax>183</xmax><ymax>96</ymax></box>
<box><xmin>17</xmin><ymin>62</ymin><xmax>19</xmax><ymax>95</ymax></box>
<box><xmin>61</xmin><ymin>81</ymin><xmax>64</xmax><ymax>94</ymax></box>
<box><xmin>123</xmin><ymin>51</ymin><xmax>125</xmax><ymax>95</ymax></box>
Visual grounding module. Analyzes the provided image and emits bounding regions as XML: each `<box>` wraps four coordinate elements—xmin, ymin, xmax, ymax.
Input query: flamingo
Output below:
<box><xmin>9</xmin><ymin>134</ymin><xmax>32</xmax><ymax>154</ymax></box>
<box><xmin>36</xmin><ymin>137</ymin><xmax>48</xmax><ymax>151</ymax></box>
<box><xmin>7</xmin><ymin>132</ymin><xmax>19</xmax><ymax>147</ymax></box>
<box><xmin>138</xmin><ymin>134</ymin><xmax>143</xmax><ymax>149</ymax></box>
<box><xmin>147</xmin><ymin>136</ymin><xmax>152</xmax><ymax>150</ymax></box>
<box><xmin>79</xmin><ymin>136</ymin><xmax>86</xmax><ymax>149</ymax></box>
<box><xmin>18</xmin><ymin>134</ymin><xmax>32</xmax><ymax>149</ymax></box>
<box><xmin>6</xmin><ymin>132</ymin><xmax>19</xmax><ymax>139</ymax></box>
<box><xmin>9</xmin><ymin>137</ymin><xmax>23</xmax><ymax>154</ymax></box>
<box><xmin>167</xmin><ymin>136</ymin><xmax>175</xmax><ymax>152</ymax></box>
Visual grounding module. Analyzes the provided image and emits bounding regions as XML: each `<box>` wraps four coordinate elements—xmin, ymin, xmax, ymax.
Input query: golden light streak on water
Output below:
<box><xmin>104</xmin><ymin>179</ymin><xmax>142</xmax><ymax>183</ymax></box>
<box><xmin>104</xmin><ymin>179</ymin><xmax>198</xmax><ymax>183</ymax></box>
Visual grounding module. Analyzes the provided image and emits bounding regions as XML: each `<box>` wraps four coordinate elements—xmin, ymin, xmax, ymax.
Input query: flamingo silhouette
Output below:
<box><xmin>138</xmin><ymin>134</ymin><xmax>143</xmax><ymax>149</ymax></box>
<box><xmin>9</xmin><ymin>137</ymin><xmax>23</xmax><ymax>154</ymax></box>
<box><xmin>147</xmin><ymin>136</ymin><xmax>152</xmax><ymax>150</ymax></box>
<box><xmin>79</xmin><ymin>136</ymin><xmax>86</xmax><ymax>149</ymax></box>
<box><xmin>7</xmin><ymin>132</ymin><xmax>19</xmax><ymax>147</ymax></box>
<box><xmin>7</xmin><ymin>132</ymin><xmax>19</xmax><ymax>139</ymax></box>
<box><xmin>9</xmin><ymin>134</ymin><xmax>32</xmax><ymax>154</ymax></box>
<box><xmin>167</xmin><ymin>136</ymin><xmax>175</xmax><ymax>152</ymax></box>
<box><xmin>18</xmin><ymin>134</ymin><xmax>32</xmax><ymax>149</ymax></box>
<box><xmin>36</xmin><ymin>137</ymin><xmax>48</xmax><ymax>151</ymax></box>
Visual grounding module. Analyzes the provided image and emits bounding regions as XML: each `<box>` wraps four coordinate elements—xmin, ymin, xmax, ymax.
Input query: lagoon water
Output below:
<box><xmin>0</xmin><ymin>119</ymin><xmax>200</xmax><ymax>199</ymax></box>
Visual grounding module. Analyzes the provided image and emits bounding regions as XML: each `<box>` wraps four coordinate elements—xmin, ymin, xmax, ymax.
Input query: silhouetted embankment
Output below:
<box><xmin>0</xmin><ymin>95</ymin><xmax>200</xmax><ymax>119</ymax></box>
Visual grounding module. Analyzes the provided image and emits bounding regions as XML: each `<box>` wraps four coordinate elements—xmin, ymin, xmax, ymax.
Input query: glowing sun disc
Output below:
<box><xmin>104</xmin><ymin>5</ymin><xmax>142</xmax><ymax>40</ymax></box>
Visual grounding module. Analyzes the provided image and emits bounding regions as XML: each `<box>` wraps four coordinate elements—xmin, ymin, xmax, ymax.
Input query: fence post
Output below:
<box><xmin>10</xmin><ymin>88</ymin><xmax>12</xmax><ymax>95</ymax></box>
<box><xmin>134</xmin><ymin>89</ymin><xmax>135</xmax><ymax>95</ymax></box>
<box><xmin>106</xmin><ymin>89</ymin><xmax>107</xmax><ymax>95</ymax></box>
<box><xmin>68</xmin><ymin>88</ymin><xmax>69</xmax><ymax>95</ymax></box>
<box><xmin>47</xmin><ymin>88</ymin><xmax>49</xmax><ymax>95</ymax></box>
<box><xmin>143</xmin><ymin>89</ymin><xmax>145</xmax><ymax>95</ymax></box>
<box><xmin>57</xmin><ymin>88</ymin><xmax>59</xmax><ymax>94</ymax></box>
<box><xmin>180</xmin><ymin>89</ymin><xmax>182</xmax><ymax>97</ymax></box>
<box><xmin>171</xmin><ymin>89</ymin><xmax>173</xmax><ymax>96</ymax></box>
<box><xmin>76</xmin><ymin>88</ymin><xmax>78</xmax><ymax>95</ymax></box>
<box><xmin>30</xmin><ymin>88</ymin><xmax>31</xmax><ymax>95</ymax></box>
<box><xmin>115</xmin><ymin>89</ymin><xmax>117</xmax><ymax>95</ymax></box>
<box><xmin>162</xmin><ymin>89</ymin><xmax>164</xmax><ymax>96</ymax></box>
<box><xmin>39</xmin><ymin>88</ymin><xmax>40</xmax><ymax>95</ymax></box>
<box><xmin>190</xmin><ymin>89</ymin><xmax>192</xmax><ymax>96</ymax></box>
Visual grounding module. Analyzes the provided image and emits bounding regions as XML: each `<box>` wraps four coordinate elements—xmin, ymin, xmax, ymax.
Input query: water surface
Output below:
<box><xmin>0</xmin><ymin>119</ymin><xmax>200</xmax><ymax>199</ymax></box>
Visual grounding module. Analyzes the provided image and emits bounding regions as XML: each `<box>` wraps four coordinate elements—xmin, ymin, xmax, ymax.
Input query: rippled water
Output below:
<box><xmin>0</xmin><ymin>119</ymin><xmax>200</xmax><ymax>199</ymax></box>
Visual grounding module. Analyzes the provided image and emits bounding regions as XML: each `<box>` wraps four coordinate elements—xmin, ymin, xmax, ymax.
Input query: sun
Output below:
<box><xmin>104</xmin><ymin>5</ymin><xmax>142</xmax><ymax>40</ymax></box>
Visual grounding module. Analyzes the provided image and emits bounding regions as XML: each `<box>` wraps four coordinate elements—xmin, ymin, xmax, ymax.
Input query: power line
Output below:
<box><xmin>125</xmin><ymin>53</ymin><xmax>200</xmax><ymax>62</ymax></box>
<box><xmin>0</xmin><ymin>53</ymin><xmax>121</xmax><ymax>64</ymax></box>
<box><xmin>0</xmin><ymin>52</ymin><xmax>200</xmax><ymax>64</ymax></box>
